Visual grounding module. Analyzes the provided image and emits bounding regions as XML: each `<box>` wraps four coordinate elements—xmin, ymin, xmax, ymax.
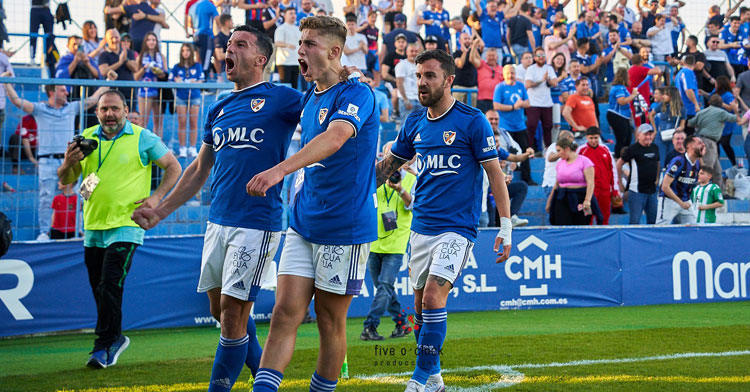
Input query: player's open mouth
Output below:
<box><xmin>225</xmin><ymin>57</ymin><xmax>235</xmax><ymax>73</ymax></box>
<box><xmin>299</xmin><ymin>59</ymin><xmax>308</xmax><ymax>76</ymax></box>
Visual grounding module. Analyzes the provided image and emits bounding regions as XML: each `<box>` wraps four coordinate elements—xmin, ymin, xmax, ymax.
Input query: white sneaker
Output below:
<box><xmin>187</xmin><ymin>146</ymin><xmax>198</xmax><ymax>158</ymax></box>
<box><xmin>36</xmin><ymin>232</ymin><xmax>50</xmax><ymax>241</ymax></box>
<box><xmin>511</xmin><ymin>214</ymin><xmax>529</xmax><ymax>227</ymax></box>
<box><xmin>425</xmin><ymin>373</ymin><xmax>445</xmax><ymax>392</ymax></box>
<box><xmin>178</xmin><ymin>147</ymin><xmax>187</xmax><ymax>158</ymax></box>
<box><xmin>405</xmin><ymin>379</ymin><xmax>426</xmax><ymax>392</ymax></box>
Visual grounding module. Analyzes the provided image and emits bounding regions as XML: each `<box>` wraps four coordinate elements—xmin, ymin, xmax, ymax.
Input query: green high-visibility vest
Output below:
<box><xmin>371</xmin><ymin>171</ymin><xmax>417</xmax><ymax>254</ymax></box>
<box><xmin>80</xmin><ymin>124</ymin><xmax>151</xmax><ymax>231</ymax></box>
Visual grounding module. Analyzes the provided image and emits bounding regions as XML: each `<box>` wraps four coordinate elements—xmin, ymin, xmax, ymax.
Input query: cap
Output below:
<box><xmin>637</xmin><ymin>123</ymin><xmax>654</xmax><ymax>133</ymax></box>
<box><xmin>425</xmin><ymin>35</ymin><xmax>439</xmax><ymax>43</ymax></box>
<box><xmin>121</xmin><ymin>32</ymin><xmax>131</xmax><ymax>40</ymax></box>
<box><xmin>394</xmin><ymin>13</ymin><xmax>406</xmax><ymax>23</ymax></box>
<box><xmin>395</xmin><ymin>33</ymin><xmax>407</xmax><ymax>41</ymax></box>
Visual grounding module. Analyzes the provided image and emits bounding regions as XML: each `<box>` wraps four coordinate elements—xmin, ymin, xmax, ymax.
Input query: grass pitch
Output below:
<box><xmin>2</xmin><ymin>302</ymin><xmax>749</xmax><ymax>391</ymax></box>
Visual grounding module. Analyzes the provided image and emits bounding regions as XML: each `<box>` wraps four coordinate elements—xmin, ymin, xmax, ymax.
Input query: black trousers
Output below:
<box><xmin>607</xmin><ymin>111</ymin><xmax>632</xmax><ymax>159</ymax></box>
<box><xmin>85</xmin><ymin>242</ymin><xmax>137</xmax><ymax>350</ymax></box>
<box><xmin>278</xmin><ymin>65</ymin><xmax>300</xmax><ymax>90</ymax></box>
<box><xmin>509</xmin><ymin>130</ymin><xmax>532</xmax><ymax>182</ymax></box>
<box><xmin>719</xmin><ymin>134</ymin><xmax>737</xmax><ymax>166</ymax></box>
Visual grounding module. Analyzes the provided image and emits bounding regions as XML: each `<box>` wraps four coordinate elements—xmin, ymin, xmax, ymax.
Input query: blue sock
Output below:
<box><xmin>413</xmin><ymin>313</ymin><xmax>423</xmax><ymax>345</ymax></box>
<box><xmin>253</xmin><ymin>368</ymin><xmax>284</xmax><ymax>392</ymax></box>
<box><xmin>309</xmin><ymin>371</ymin><xmax>337</xmax><ymax>392</ymax></box>
<box><xmin>245</xmin><ymin>316</ymin><xmax>262</xmax><ymax>377</ymax></box>
<box><xmin>207</xmin><ymin>335</ymin><xmax>249</xmax><ymax>392</ymax></box>
<box><xmin>412</xmin><ymin>308</ymin><xmax>446</xmax><ymax>384</ymax></box>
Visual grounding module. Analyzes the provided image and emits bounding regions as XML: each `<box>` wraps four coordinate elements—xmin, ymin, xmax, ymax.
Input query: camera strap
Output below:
<box><xmin>97</xmin><ymin>133</ymin><xmax>118</xmax><ymax>173</ymax></box>
<box><xmin>383</xmin><ymin>185</ymin><xmax>398</xmax><ymax>206</ymax></box>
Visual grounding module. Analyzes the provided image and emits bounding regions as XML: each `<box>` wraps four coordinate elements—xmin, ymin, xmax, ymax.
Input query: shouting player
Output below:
<box><xmin>246</xmin><ymin>16</ymin><xmax>379</xmax><ymax>392</ymax></box>
<box><xmin>131</xmin><ymin>25</ymin><xmax>302</xmax><ymax>392</ymax></box>
<box><xmin>375</xmin><ymin>49</ymin><xmax>513</xmax><ymax>392</ymax></box>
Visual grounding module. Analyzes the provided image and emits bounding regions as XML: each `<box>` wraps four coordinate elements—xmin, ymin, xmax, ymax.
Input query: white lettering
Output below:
<box><xmin>0</xmin><ymin>259</ymin><xmax>34</xmax><ymax>320</ymax></box>
<box><xmin>544</xmin><ymin>255</ymin><xmax>562</xmax><ymax>279</ymax></box>
<box><xmin>448</xmin><ymin>155</ymin><xmax>460</xmax><ymax>168</ymax></box>
<box><xmin>714</xmin><ymin>262</ymin><xmax>740</xmax><ymax>299</ymax></box>
<box><xmin>524</xmin><ymin>256</ymin><xmax>543</xmax><ymax>279</ymax></box>
<box><xmin>250</xmin><ymin>128</ymin><xmax>264</xmax><ymax>143</ymax></box>
<box><xmin>505</xmin><ymin>255</ymin><xmax>522</xmax><ymax>280</ymax></box>
<box><xmin>672</xmin><ymin>251</ymin><xmax>714</xmax><ymax>300</ymax></box>
<box><xmin>463</xmin><ymin>274</ymin><xmax>477</xmax><ymax>293</ymax></box>
<box><xmin>228</xmin><ymin>127</ymin><xmax>243</xmax><ymax>141</ymax></box>
<box><xmin>479</xmin><ymin>274</ymin><xmax>497</xmax><ymax>292</ymax></box>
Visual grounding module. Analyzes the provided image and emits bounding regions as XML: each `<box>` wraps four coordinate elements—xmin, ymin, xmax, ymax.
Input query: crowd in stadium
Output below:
<box><xmin>3</xmin><ymin>0</ymin><xmax>750</xmax><ymax>239</ymax></box>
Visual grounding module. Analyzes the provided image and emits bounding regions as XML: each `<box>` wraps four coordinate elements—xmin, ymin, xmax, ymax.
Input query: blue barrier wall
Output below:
<box><xmin>1</xmin><ymin>226</ymin><xmax>748</xmax><ymax>337</ymax></box>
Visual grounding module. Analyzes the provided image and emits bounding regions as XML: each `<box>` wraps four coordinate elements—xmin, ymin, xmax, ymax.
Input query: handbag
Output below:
<box><xmin>660</xmin><ymin>117</ymin><xmax>680</xmax><ymax>142</ymax></box>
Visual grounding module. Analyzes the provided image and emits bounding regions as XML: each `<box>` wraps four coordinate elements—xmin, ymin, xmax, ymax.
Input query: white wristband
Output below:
<box><xmin>497</xmin><ymin>217</ymin><xmax>512</xmax><ymax>247</ymax></box>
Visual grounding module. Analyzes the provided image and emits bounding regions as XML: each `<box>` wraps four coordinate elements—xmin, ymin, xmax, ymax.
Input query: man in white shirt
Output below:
<box><xmin>342</xmin><ymin>14</ymin><xmax>368</xmax><ymax>71</ymax></box>
<box><xmin>646</xmin><ymin>14</ymin><xmax>672</xmax><ymax>64</ymax></box>
<box><xmin>525</xmin><ymin>47</ymin><xmax>557</xmax><ymax>151</ymax></box>
<box><xmin>395</xmin><ymin>43</ymin><xmax>420</xmax><ymax>121</ymax></box>
<box><xmin>274</xmin><ymin>7</ymin><xmax>302</xmax><ymax>89</ymax></box>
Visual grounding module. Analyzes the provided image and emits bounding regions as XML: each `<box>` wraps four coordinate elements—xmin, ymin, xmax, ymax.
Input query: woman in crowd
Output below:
<box><xmin>134</xmin><ymin>32</ymin><xmax>167</xmax><ymax>137</ymax></box>
<box><xmin>546</xmin><ymin>137</ymin><xmax>602</xmax><ymax>225</ymax></box>
<box><xmin>608</xmin><ymin>68</ymin><xmax>639</xmax><ymax>158</ymax></box>
<box><xmin>81</xmin><ymin>21</ymin><xmax>105</xmax><ymax>60</ymax></box>
<box><xmin>653</xmin><ymin>86</ymin><xmax>686</xmax><ymax>167</ymax></box>
<box><xmin>169</xmin><ymin>43</ymin><xmax>204</xmax><ymax>159</ymax></box>
<box><xmin>716</xmin><ymin>75</ymin><xmax>739</xmax><ymax>168</ymax></box>
<box><xmin>550</xmin><ymin>52</ymin><xmax>570</xmax><ymax>140</ymax></box>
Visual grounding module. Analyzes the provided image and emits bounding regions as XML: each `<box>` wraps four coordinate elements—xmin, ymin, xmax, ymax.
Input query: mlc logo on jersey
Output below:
<box><xmin>443</xmin><ymin>131</ymin><xmax>456</xmax><ymax>145</ymax></box>
<box><xmin>211</xmin><ymin>126</ymin><xmax>265</xmax><ymax>152</ymax></box>
<box><xmin>415</xmin><ymin>152</ymin><xmax>461</xmax><ymax>176</ymax></box>
<box><xmin>251</xmin><ymin>98</ymin><xmax>265</xmax><ymax>112</ymax></box>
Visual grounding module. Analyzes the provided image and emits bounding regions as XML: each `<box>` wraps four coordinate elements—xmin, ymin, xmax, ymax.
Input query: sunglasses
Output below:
<box><xmin>535</xmin><ymin>54</ymin><xmax>546</xmax><ymax>58</ymax></box>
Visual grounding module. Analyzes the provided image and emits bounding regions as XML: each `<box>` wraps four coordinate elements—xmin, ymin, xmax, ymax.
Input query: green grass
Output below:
<box><xmin>2</xmin><ymin>302</ymin><xmax>750</xmax><ymax>391</ymax></box>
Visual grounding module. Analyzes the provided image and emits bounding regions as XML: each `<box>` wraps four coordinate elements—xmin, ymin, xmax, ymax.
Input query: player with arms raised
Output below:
<box><xmin>131</xmin><ymin>25</ymin><xmax>302</xmax><ymax>392</ymax></box>
<box><xmin>245</xmin><ymin>15</ymin><xmax>379</xmax><ymax>392</ymax></box>
<box><xmin>375</xmin><ymin>49</ymin><xmax>513</xmax><ymax>392</ymax></box>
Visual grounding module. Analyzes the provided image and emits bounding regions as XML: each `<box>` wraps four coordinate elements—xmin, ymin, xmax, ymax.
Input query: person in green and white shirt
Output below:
<box><xmin>692</xmin><ymin>167</ymin><xmax>724</xmax><ymax>223</ymax></box>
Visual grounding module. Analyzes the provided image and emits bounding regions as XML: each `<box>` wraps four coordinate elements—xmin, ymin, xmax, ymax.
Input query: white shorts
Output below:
<box><xmin>409</xmin><ymin>231</ymin><xmax>474</xmax><ymax>290</ymax></box>
<box><xmin>278</xmin><ymin>228</ymin><xmax>370</xmax><ymax>295</ymax></box>
<box><xmin>197</xmin><ymin>222</ymin><xmax>281</xmax><ymax>302</ymax></box>
<box><xmin>656</xmin><ymin>196</ymin><xmax>696</xmax><ymax>225</ymax></box>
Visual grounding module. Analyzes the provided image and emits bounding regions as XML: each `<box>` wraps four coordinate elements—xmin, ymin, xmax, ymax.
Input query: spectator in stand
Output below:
<box><xmin>169</xmin><ymin>43</ymin><xmax>204</xmax><ymax>159</ymax></box>
<box><xmin>104</xmin><ymin>0</ymin><xmax>164</xmax><ymax>52</ymax></box>
<box><xmin>50</xmin><ymin>180</ymin><xmax>78</xmax><ymax>239</ymax></box>
<box><xmin>563</xmin><ymin>77</ymin><xmax>598</xmax><ymax>133</ymax></box>
<box><xmin>714</xmin><ymin>76</ymin><xmax>740</xmax><ymax>169</ymax></box>
<box><xmin>475</xmin><ymin>0</ymin><xmax>521</xmax><ymax>52</ymax></box>
<box><xmin>598</xmin><ymin>30</ymin><xmax>626</xmax><ymax>86</ymax></box>
<box><xmin>382</xmin><ymin>33</ymin><xmax>407</xmax><ymax>119</ymax></box>
<box><xmin>542</xmin><ymin>129</ymin><xmax>574</xmax><ymax>197</ymax></box>
<box><xmin>576</xmin><ymin>10</ymin><xmax>602</xmax><ymax>53</ymax></box>
<box><xmin>628</xmin><ymin>20</ymin><xmax>651</xmax><ymax>52</ymax></box>
<box><xmin>419</xmin><ymin>0</ymin><xmax>450</xmax><ymax>50</ymax></box>
<box><xmin>689</xmin><ymin>94</ymin><xmax>746</xmax><ymax>191</ymax></box>
<box><xmin>82</xmin><ymin>21</ymin><xmax>106</xmax><ymax>60</ymax></box>
<box><xmin>572</xmin><ymin>38</ymin><xmax>603</xmax><ymax>99</ymax></box>
<box><xmin>275</xmin><ymin>7</ymin><xmax>302</xmax><ymax>90</ymax></box>
<box><xmin>357</xmin><ymin>11</ymin><xmax>380</xmax><ymax>80</ymax></box>
<box><xmin>530</xmin><ymin>7</ymin><xmax>550</xmax><ymax>54</ymax></box>
<box><xmin>296</xmin><ymin>0</ymin><xmax>316</xmax><ymax>23</ymax></box>
<box><xmin>407</xmin><ymin>0</ymin><xmax>429</xmax><ymax>34</ymax></box>
<box><xmin>705</xmin><ymin>35</ymin><xmax>735</xmax><ymax>83</ymax></box>
<box><xmin>29</xmin><ymin>0</ymin><xmax>54</xmax><ymax>65</ymax></box>
<box><xmin>55</xmin><ymin>36</ymin><xmax>101</xmax><ymax>80</ymax></box>
<box><xmin>383</xmin><ymin>0</ymin><xmax>405</xmax><ymax>33</ymax></box>
<box><xmin>667</xmin><ymin>5</ymin><xmax>685</xmax><ymax>55</ymax></box>
<box><xmin>342</xmin><ymin>13</ymin><xmax>369</xmax><ymax>71</ymax></box>
<box><xmin>190</xmin><ymin>0</ymin><xmax>219</xmax><ymax>79</ymax></box>
<box><xmin>213</xmin><ymin>14</ymin><xmax>233</xmax><ymax>82</ymax></box>
<box><xmin>578</xmin><ymin>127</ymin><xmax>616</xmax><ymax>225</ymax></box>
<box><xmin>508</xmin><ymin>3</ymin><xmax>535</xmax><ymax>61</ymax></box>
<box><xmin>8</xmin><ymin>115</ymin><xmax>38</xmax><ymax>174</ymax></box>
<box><xmin>607</xmin><ymin>14</ymin><xmax>632</xmax><ymax>47</ymax></box>
<box><xmin>364</xmin><ymin>70</ymin><xmax>390</xmax><ymax>126</ymax></box>
<box><xmin>149</xmin><ymin>0</ymin><xmax>170</xmax><ymax>40</ymax></box>
<box><xmin>261</xmin><ymin>0</ymin><xmax>283</xmax><ymax>82</ymax></box>
<box><xmin>692</xmin><ymin>167</ymin><xmax>725</xmax><ymax>224</ymax></box>
<box><xmin>2</xmin><ymin>74</ymin><xmax>111</xmax><ymax>241</ymax></box>
<box><xmin>134</xmin><ymin>32</ymin><xmax>168</xmax><ymax>137</ymax></box>
<box><xmin>656</xmin><ymin>135</ymin><xmax>704</xmax><ymax>225</ymax></box>
<box><xmin>675</xmin><ymin>55</ymin><xmax>700</xmax><ymax>135</ymax></box>
<box><xmin>184</xmin><ymin>0</ymin><xmax>200</xmax><ymax>36</ymax></box>
<box><xmin>608</xmin><ymin>68</ymin><xmax>639</xmax><ymax>159</ymax></box>
<box><xmin>617</xmin><ymin>123</ymin><xmax>660</xmax><ymax>224</ymax></box>
<box><xmin>99</xmin><ymin>29</ymin><xmax>138</xmax><ymax>111</ymax></box>
<box><xmin>704</xmin><ymin>20</ymin><xmax>723</xmax><ymax>46</ymax></box>
<box><xmin>549</xmin><ymin>53</ymin><xmax>571</xmax><ymax>136</ymax></box>
<box><xmin>629</xmin><ymin>54</ymin><xmax>660</xmax><ymax>126</ymax></box>
<box><xmin>494</xmin><ymin>64</ymin><xmax>534</xmax><ymax>184</ymax></box>
<box><xmin>612</xmin><ymin>0</ymin><xmax>636</xmax><ymax>27</ymax></box>
<box><xmin>525</xmin><ymin>47</ymin><xmax>558</xmax><ymax>149</ymax></box>
<box><xmin>721</xmin><ymin>16</ymin><xmax>749</xmax><ymax>80</ymax></box>
<box><xmin>395</xmin><ymin>43</ymin><xmax>420</xmax><ymax>121</ymax></box>
<box><xmin>515</xmin><ymin>51</ymin><xmax>533</xmax><ymax>81</ymax></box>
<box><xmin>236</xmin><ymin>0</ymin><xmax>269</xmax><ymax>31</ymax></box>
<box><xmin>380</xmin><ymin>14</ymin><xmax>422</xmax><ymax>61</ymax></box>
<box><xmin>672</xmin><ymin>36</ymin><xmax>706</xmax><ymax>93</ymax></box>
<box><xmin>646</xmin><ymin>14</ymin><xmax>672</xmax><ymax>64</ymax></box>
<box><xmin>424</xmin><ymin>35</ymin><xmax>440</xmax><ymax>51</ymax></box>
<box><xmin>214</xmin><ymin>0</ymin><xmax>233</xmax><ymax>15</ymax></box>
<box><xmin>545</xmin><ymin>0</ymin><xmax>570</xmax><ymax>24</ymax></box>
<box><xmin>452</xmin><ymin>33</ymin><xmax>481</xmax><ymax>104</ymax></box>
<box><xmin>450</xmin><ymin>16</ymin><xmax>472</xmax><ymax>51</ymax></box>
<box><xmin>637</xmin><ymin>0</ymin><xmax>658</xmax><ymax>32</ymax></box>
<box><xmin>546</xmin><ymin>137</ymin><xmax>600</xmax><ymax>225</ymax></box>
<box><xmin>664</xmin><ymin>129</ymin><xmax>686</xmax><ymax>166</ymax></box>
<box><xmin>476</xmin><ymin>46</ymin><xmax>504</xmax><ymax>114</ymax></box>
<box><xmin>652</xmin><ymin>86</ymin><xmax>686</xmax><ymax>166</ymax></box>
<box><xmin>734</xmin><ymin>57</ymin><xmax>750</xmax><ymax>110</ymax></box>
<box><xmin>128</xmin><ymin>109</ymin><xmax>142</xmax><ymax>127</ymax></box>
<box><xmin>544</xmin><ymin>21</ymin><xmax>576</xmax><ymax>66</ymax></box>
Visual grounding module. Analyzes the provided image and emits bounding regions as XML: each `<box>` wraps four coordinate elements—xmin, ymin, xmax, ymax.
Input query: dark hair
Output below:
<box><xmin>232</xmin><ymin>25</ymin><xmax>274</xmax><ymax>67</ymax></box>
<box><xmin>97</xmin><ymin>88</ymin><xmax>127</xmax><ymax>106</ymax></box>
<box><xmin>556</xmin><ymin>137</ymin><xmax>577</xmax><ymax>151</ymax></box>
<box><xmin>82</xmin><ymin>21</ymin><xmax>98</xmax><ymax>41</ymax></box>
<box><xmin>44</xmin><ymin>84</ymin><xmax>57</xmax><ymax>96</ymax></box>
<box><xmin>687</xmin><ymin>35</ymin><xmax>698</xmax><ymax>45</ymax></box>
<box><xmin>299</xmin><ymin>16</ymin><xmax>348</xmax><ymax>46</ymax></box>
<box><xmin>520</xmin><ymin>3</ymin><xmax>531</xmax><ymax>12</ymax></box>
<box><xmin>551</xmin><ymin>52</ymin><xmax>567</xmax><ymax>75</ymax></box>
<box><xmin>684</xmin><ymin>135</ymin><xmax>700</xmax><ymax>148</ymax></box>
<box><xmin>709</xmin><ymin>94</ymin><xmax>724</xmax><ymax>107</ymax></box>
<box><xmin>741</xmin><ymin>6</ymin><xmax>750</xmax><ymax>13</ymax></box>
<box><xmin>68</xmin><ymin>35</ymin><xmax>81</xmax><ymax>45</ymax></box>
<box><xmin>576</xmin><ymin>37</ymin><xmax>589</xmax><ymax>47</ymax></box>
<box><xmin>553</xmin><ymin>21</ymin><xmax>564</xmax><ymax>29</ymax></box>
<box><xmin>612</xmin><ymin>67</ymin><xmax>629</xmax><ymax>86</ymax></box>
<box><xmin>655</xmin><ymin>14</ymin><xmax>665</xmax><ymax>21</ymax></box>
<box><xmin>179</xmin><ymin>43</ymin><xmax>197</xmax><ymax>68</ymax></box>
<box><xmin>708</xmin><ymin>20</ymin><xmax>721</xmax><ymax>28</ymax></box>
<box><xmin>575</xmin><ymin>76</ymin><xmax>589</xmax><ymax>86</ymax></box>
<box><xmin>731</xmin><ymin>16</ymin><xmax>741</xmax><ymax>22</ymax></box>
<box><xmin>608</xmin><ymin>14</ymin><xmax>618</xmax><ymax>23</ymax></box>
<box><xmin>415</xmin><ymin>49</ymin><xmax>456</xmax><ymax>76</ymax></box>
<box><xmin>683</xmin><ymin>54</ymin><xmax>695</xmax><ymax>66</ymax></box>
<box><xmin>219</xmin><ymin>14</ymin><xmax>232</xmax><ymax>25</ymax></box>
<box><xmin>345</xmin><ymin>12</ymin><xmax>357</xmax><ymax>22</ymax></box>
<box><xmin>716</xmin><ymin>75</ymin><xmax>732</xmax><ymax>95</ymax></box>
<box><xmin>585</xmin><ymin>126</ymin><xmax>601</xmax><ymax>136</ymax></box>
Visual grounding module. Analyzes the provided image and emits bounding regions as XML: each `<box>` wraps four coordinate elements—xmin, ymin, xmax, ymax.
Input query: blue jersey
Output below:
<box><xmin>291</xmin><ymin>79</ymin><xmax>379</xmax><ymax>245</ymax></box>
<box><xmin>479</xmin><ymin>12</ymin><xmax>505</xmax><ymax>48</ymax></box>
<box><xmin>575</xmin><ymin>22</ymin><xmax>599</xmax><ymax>41</ymax></box>
<box><xmin>608</xmin><ymin>84</ymin><xmax>631</xmax><ymax>118</ymax></box>
<box><xmin>572</xmin><ymin>51</ymin><xmax>598</xmax><ymax>78</ymax></box>
<box><xmin>675</xmin><ymin>68</ymin><xmax>699</xmax><ymax>115</ymax></box>
<box><xmin>202</xmin><ymin>82</ymin><xmax>303</xmax><ymax>231</ymax></box>
<box><xmin>169</xmin><ymin>63</ymin><xmax>205</xmax><ymax>100</ymax></box>
<box><xmin>493</xmin><ymin>81</ymin><xmax>528</xmax><ymax>132</ymax></box>
<box><xmin>660</xmin><ymin>153</ymin><xmax>700</xmax><ymax>201</ymax></box>
<box><xmin>191</xmin><ymin>0</ymin><xmax>219</xmax><ymax>37</ymax></box>
<box><xmin>423</xmin><ymin>9</ymin><xmax>450</xmax><ymax>40</ymax></box>
<box><xmin>670</xmin><ymin>21</ymin><xmax>685</xmax><ymax>54</ymax></box>
<box><xmin>390</xmin><ymin>101</ymin><xmax>499</xmax><ymax>241</ymax></box>
<box><xmin>721</xmin><ymin>91</ymin><xmax>739</xmax><ymax>136</ymax></box>
<box><xmin>546</xmin><ymin>5</ymin><xmax>563</xmax><ymax>23</ymax></box>
<box><xmin>720</xmin><ymin>27</ymin><xmax>746</xmax><ymax>65</ymax></box>
<box><xmin>552</xmin><ymin>76</ymin><xmax>576</xmax><ymax>104</ymax></box>
<box><xmin>602</xmin><ymin>46</ymin><xmax>631</xmax><ymax>82</ymax></box>
<box><xmin>617</xmin><ymin>23</ymin><xmax>631</xmax><ymax>43</ymax></box>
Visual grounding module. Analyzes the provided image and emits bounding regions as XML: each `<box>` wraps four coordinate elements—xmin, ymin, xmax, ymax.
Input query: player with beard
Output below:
<box><xmin>657</xmin><ymin>135</ymin><xmax>706</xmax><ymax>224</ymax></box>
<box><xmin>375</xmin><ymin>49</ymin><xmax>513</xmax><ymax>392</ymax></box>
<box><xmin>246</xmin><ymin>16</ymin><xmax>379</xmax><ymax>392</ymax></box>
<box><xmin>131</xmin><ymin>25</ymin><xmax>303</xmax><ymax>392</ymax></box>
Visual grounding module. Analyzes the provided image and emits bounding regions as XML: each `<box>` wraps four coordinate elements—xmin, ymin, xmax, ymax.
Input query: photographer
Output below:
<box><xmin>2</xmin><ymin>71</ymin><xmax>112</xmax><ymax>241</ymax></box>
<box><xmin>57</xmin><ymin>89</ymin><xmax>181</xmax><ymax>369</ymax></box>
<box><xmin>361</xmin><ymin>142</ymin><xmax>415</xmax><ymax>341</ymax></box>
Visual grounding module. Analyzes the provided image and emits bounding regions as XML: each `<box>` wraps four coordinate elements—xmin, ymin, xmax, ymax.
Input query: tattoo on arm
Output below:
<box><xmin>427</xmin><ymin>274</ymin><xmax>451</xmax><ymax>287</ymax></box>
<box><xmin>375</xmin><ymin>153</ymin><xmax>407</xmax><ymax>187</ymax></box>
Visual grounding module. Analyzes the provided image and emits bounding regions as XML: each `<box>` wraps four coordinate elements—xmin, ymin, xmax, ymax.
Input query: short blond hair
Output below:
<box><xmin>299</xmin><ymin>16</ymin><xmax>347</xmax><ymax>46</ymax></box>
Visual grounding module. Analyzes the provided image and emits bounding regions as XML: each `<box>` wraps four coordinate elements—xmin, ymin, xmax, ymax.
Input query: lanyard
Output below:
<box><xmin>97</xmin><ymin>133</ymin><xmax>118</xmax><ymax>172</ymax></box>
<box><xmin>383</xmin><ymin>185</ymin><xmax>398</xmax><ymax>206</ymax></box>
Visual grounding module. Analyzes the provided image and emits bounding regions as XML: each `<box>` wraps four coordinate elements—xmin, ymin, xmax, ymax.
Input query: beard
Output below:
<box><xmin>100</xmin><ymin>116</ymin><xmax>126</xmax><ymax>134</ymax></box>
<box><xmin>418</xmin><ymin>85</ymin><xmax>445</xmax><ymax>107</ymax></box>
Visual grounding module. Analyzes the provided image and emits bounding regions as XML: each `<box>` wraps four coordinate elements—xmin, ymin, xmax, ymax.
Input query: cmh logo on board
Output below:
<box><xmin>672</xmin><ymin>251</ymin><xmax>750</xmax><ymax>301</ymax></box>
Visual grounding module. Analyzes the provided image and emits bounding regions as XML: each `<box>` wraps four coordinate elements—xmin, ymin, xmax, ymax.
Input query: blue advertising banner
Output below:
<box><xmin>1</xmin><ymin>226</ymin><xmax>748</xmax><ymax>337</ymax></box>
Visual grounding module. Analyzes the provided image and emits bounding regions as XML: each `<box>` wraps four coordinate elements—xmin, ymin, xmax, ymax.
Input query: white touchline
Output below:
<box><xmin>355</xmin><ymin>350</ymin><xmax>750</xmax><ymax>391</ymax></box>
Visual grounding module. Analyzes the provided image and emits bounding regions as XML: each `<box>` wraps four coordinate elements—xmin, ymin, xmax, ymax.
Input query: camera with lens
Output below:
<box><xmin>73</xmin><ymin>135</ymin><xmax>98</xmax><ymax>157</ymax></box>
<box><xmin>388</xmin><ymin>170</ymin><xmax>401</xmax><ymax>184</ymax></box>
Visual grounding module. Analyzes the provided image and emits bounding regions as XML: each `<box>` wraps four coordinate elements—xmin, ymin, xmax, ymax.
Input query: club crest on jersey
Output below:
<box><xmin>319</xmin><ymin>108</ymin><xmax>328</xmax><ymax>124</ymax></box>
<box><xmin>443</xmin><ymin>131</ymin><xmax>456</xmax><ymax>145</ymax></box>
<box><xmin>251</xmin><ymin>98</ymin><xmax>265</xmax><ymax>112</ymax></box>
